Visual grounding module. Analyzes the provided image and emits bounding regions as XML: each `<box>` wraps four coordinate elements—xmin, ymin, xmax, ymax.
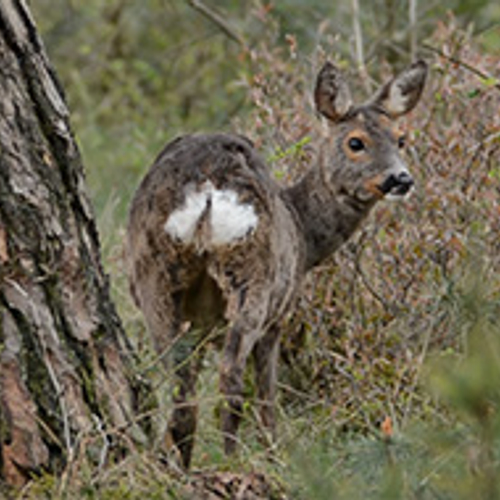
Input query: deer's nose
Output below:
<box><xmin>379</xmin><ymin>171</ymin><xmax>414</xmax><ymax>196</ymax></box>
<box><xmin>393</xmin><ymin>171</ymin><xmax>414</xmax><ymax>194</ymax></box>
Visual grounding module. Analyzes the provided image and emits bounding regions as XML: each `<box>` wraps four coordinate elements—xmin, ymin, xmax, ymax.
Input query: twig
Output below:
<box><xmin>351</xmin><ymin>0</ymin><xmax>371</xmax><ymax>93</ymax></box>
<box><xmin>422</xmin><ymin>42</ymin><xmax>500</xmax><ymax>92</ymax></box>
<box><xmin>408</xmin><ymin>0</ymin><xmax>418</xmax><ymax>59</ymax></box>
<box><xmin>187</xmin><ymin>0</ymin><xmax>247</xmax><ymax>50</ymax></box>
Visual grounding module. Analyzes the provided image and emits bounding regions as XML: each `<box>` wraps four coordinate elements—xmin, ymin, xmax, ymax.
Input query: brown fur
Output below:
<box><xmin>126</xmin><ymin>61</ymin><xmax>427</xmax><ymax>467</ymax></box>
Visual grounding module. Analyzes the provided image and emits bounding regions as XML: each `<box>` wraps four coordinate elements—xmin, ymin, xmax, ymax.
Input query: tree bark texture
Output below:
<box><xmin>0</xmin><ymin>0</ymin><xmax>151</xmax><ymax>486</ymax></box>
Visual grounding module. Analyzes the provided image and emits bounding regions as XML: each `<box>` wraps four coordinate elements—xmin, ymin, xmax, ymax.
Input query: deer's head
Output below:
<box><xmin>314</xmin><ymin>60</ymin><xmax>427</xmax><ymax>205</ymax></box>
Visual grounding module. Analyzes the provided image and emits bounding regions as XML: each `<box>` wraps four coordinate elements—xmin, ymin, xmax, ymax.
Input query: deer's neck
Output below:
<box><xmin>284</xmin><ymin>167</ymin><xmax>374</xmax><ymax>271</ymax></box>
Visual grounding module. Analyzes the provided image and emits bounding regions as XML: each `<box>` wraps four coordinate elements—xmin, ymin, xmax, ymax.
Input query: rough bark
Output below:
<box><xmin>0</xmin><ymin>0</ymin><xmax>151</xmax><ymax>487</ymax></box>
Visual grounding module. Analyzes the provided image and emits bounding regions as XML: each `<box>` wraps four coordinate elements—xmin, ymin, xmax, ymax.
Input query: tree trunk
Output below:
<box><xmin>0</xmin><ymin>0</ymin><xmax>152</xmax><ymax>487</ymax></box>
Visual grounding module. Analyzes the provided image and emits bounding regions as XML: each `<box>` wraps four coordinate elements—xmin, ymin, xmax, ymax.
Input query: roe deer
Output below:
<box><xmin>127</xmin><ymin>60</ymin><xmax>427</xmax><ymax>468</ymax></box>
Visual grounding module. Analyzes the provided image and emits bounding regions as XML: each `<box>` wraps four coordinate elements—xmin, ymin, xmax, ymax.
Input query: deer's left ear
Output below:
<box><xmin>371</xmin><ymin>60</ymin><xmax>428</xmax><ymax>118</ymax></box>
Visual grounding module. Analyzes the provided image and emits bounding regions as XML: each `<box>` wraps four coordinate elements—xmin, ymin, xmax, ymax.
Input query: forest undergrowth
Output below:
<box><xmin>20</xmin><ymin>3</ymin><xmax>500</xmax><ymax>499</ymax></box>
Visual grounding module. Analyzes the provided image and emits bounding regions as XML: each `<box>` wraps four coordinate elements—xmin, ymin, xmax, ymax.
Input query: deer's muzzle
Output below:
<box><xmin>379</xmin><ymin>171</ymin><xmax>414</xmax><ymax>196</ymax></box>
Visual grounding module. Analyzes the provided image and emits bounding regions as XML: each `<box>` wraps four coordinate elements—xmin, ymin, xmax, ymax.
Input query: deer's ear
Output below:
<box><xmin>372</xmin><ymin>60</ymin><xmax>428</xmax><ymax>118</ymax></box>
<box><xmin>314</xmin><ymin>62</ymin><xmax>353</xmax><ymax>122</ymax></box>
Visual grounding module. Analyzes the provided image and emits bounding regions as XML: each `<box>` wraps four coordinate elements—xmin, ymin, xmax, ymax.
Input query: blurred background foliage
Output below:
<box><xmin>31</xmin><ymin>0</ymin><xmax>500</xmax><ymax>221</ymax></box>
<box><xmin>24</xmin><ymin>1</ymin><xmax>500</xmax><ymax>498</ymax></box>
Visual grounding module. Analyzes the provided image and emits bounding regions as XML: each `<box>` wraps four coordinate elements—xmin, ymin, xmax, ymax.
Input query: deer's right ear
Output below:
<box><xmin>314</xmin><ymin>62</ymin><xmax>353</xmax><ymax>122</ymax></box>
<box><xmin>371</xmin><ymin>60</ymin><xmax>428</xmax><ymax>118</ymax></box>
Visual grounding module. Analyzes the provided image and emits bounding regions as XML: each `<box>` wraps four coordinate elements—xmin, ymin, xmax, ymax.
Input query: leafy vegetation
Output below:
<box><xmin>21</xmin><ymin>1</ymin><xmax>500</xmax><ymax>498</ymax></box>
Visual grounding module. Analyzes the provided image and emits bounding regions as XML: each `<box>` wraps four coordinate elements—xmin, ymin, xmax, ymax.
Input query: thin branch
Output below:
<box><xmin>187</xmin><ymin>0</ymin><xmax>247</xmax><ymax>50</ymax></box>
<box><xmin>351</xmin><ymin>0</ymin><xmax>371</xmax><ymax>92</ymax></box>
<box><xmin>409</xmin><ymin>0</ymin><xmax>417</xmax><ymax>59</ymax></box>
<box><xmin>423</xmin><ymin>42</ymin><xmax>500</xmax><ymax>92</ymax></box>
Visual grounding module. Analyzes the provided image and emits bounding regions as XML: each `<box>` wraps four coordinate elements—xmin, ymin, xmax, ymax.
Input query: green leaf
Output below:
<box><xmin>480</xmin><ymin>76</ymin><xmax>499</xmax><ymax>87</ymax></box>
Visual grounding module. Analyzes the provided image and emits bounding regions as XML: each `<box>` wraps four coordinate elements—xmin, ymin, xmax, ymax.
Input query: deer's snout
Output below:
<box><xmin>379</xmin><ymin>171</ymin><xmax>414</xmax><ymax>196</ymax></box>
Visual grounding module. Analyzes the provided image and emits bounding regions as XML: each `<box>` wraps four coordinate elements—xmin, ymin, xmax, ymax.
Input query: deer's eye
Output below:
<box><xmin>398</xmin><ymin>135</ymin><xmax>406</xmax><ymax>149</ymax></box>
<box><xmin>348</xmin><ymin>137</ymin><xmax>365</xmax><ymax>152</ymax></box>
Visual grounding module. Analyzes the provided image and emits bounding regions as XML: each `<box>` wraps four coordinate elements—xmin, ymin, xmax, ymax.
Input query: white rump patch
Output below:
<box><xmin>163</xmin><ymin>188</ymin><xmax>210</xmax><ymax>243</ymax></box>
<box><xmin>209</xmin><ymin>188</ymin><xmax>259</xmax><ymax>245</ymax></box>
<box><xmin>164</xmin><ymin>181</ymin><xmax>258</xmax><ymax>246</ymax></box>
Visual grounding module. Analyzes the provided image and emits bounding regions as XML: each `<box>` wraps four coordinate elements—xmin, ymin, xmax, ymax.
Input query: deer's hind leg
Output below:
<box><xmin>167</xmin><ymin>270</ymin><xmax>226</xmax><ymax>467</ymax></box>
<box><xmin>139</xmin><ymin>287</ymin><xmax>204</xmax><ymax>469</ymax></box>
<box><xmin>219</xmin><ymin>288</ymin><xmax>271</xmax><ymax>455</ymax></box>
<box><xmin>167</xmin><ymin>322</ymin><xmax>207</xmax><ymax>469</ymax></box>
